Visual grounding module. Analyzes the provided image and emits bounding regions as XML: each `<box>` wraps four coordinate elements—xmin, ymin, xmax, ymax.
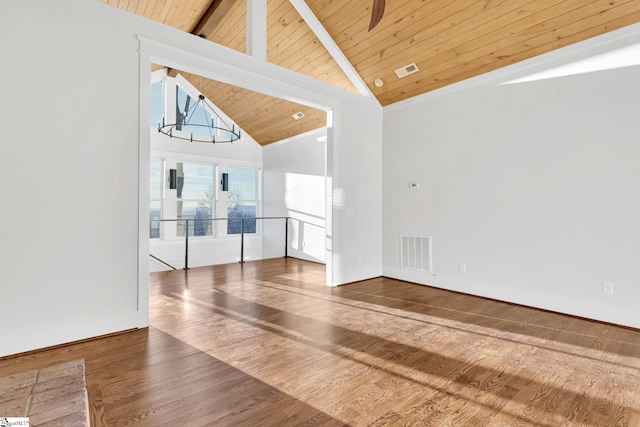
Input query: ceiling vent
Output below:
<box><xmin>395</xmin><ymin>63</ymin><xmax>419</xmax><ymax>78</ymax></box>
<box><xmin>292</xmin><ymin>112</ymin><xmax>305</xmax><ymax>120</ymax></box>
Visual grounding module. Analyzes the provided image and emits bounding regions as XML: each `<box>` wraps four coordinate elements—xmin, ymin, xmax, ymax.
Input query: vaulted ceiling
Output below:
<box><xmin>101</xmin><ymin>0</ymin><xmax>640</xmax><ymax>145</ymax></box>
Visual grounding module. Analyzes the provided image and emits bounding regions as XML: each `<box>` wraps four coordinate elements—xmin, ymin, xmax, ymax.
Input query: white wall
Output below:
<box><xmin>0</xmin><ymin>0</ymin><xmax>144</xmax><ymax>355</ymax></box>
<box><xmin>150</xmin><ymin>235</ymin><xmax>263</xmax><ymax>271</ymax></box>
<box><xmin>331</xmin><ymin>103</ymin><xmax>384</xmax><ymax>285</ymax></box>
<box><xmin>0</xmin><ymin>0</ymin><xmax>382</xmax><ymax>355</ymax></box>
<box><xmin>382</xmin><ymin>27</ymin><xmax>640</xmax><ymax>327</ymax></box>
<box><xmin>263</xmin><ymin>128</ymin><xmax>327</xmax><ymax>263</ymax></box>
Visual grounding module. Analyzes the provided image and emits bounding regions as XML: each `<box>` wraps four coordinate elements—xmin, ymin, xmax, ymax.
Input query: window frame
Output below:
<box><xmin>176</xmin><ymin>161</ymin><xmax>216</xmax><ymax>239</ymax></box>
<box><xmin>225</xmin><ymin>166</ymin><xmax>261</xmax><ymax>236</ymax></box>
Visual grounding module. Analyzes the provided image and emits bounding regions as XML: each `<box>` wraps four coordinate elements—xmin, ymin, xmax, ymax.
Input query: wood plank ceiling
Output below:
<box><xmin>101</xmin><ymin>0</ymin><xmax>640</xmax><ymax>145</ymax></box>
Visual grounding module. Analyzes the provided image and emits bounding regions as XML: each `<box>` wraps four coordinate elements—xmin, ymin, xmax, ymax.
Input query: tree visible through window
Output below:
<box><xmin>177</xmin><ymin>163</ymin><xmax>214</xmax><ymax>237</ymax></box>
<box><xmin>227</xmin><ymin>167</ymin><xmax>257</xmax><ymax>234</ymax></box>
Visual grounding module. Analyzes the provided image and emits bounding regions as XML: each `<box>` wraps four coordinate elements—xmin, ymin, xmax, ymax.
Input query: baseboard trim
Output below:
<box><xmin>0</xmin><ymin>311</ymin><xmax>146</xmax><ymax>358</ymax></box>
<box><xmin>383</xmin><ymin>266</ymin><xmax>640</xmax><ymax>330</ymax></box>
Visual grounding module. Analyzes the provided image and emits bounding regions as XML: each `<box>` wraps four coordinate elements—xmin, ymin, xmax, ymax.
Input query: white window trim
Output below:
<box><xmin>149</xmin><ymin>151</ymin><xmax>262</xmax><ymax>241</ymax></box>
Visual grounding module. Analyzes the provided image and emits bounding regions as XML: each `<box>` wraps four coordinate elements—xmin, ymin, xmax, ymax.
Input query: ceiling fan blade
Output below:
<box><xmin>368</xmin><ymin>0</ymin><xmax>386</xmax><ymax>31</ymax></box>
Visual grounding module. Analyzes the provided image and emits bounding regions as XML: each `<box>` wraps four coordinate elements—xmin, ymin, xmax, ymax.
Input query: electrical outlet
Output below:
<box><xmin>459</xmin><ymin>263</ymin><xmax>467</xmax><ymax>273</ymax></box>
<box><xmin>603</xmin><ymin>281</ymin><xmax>614</xmax><ymax>295</ymax></box>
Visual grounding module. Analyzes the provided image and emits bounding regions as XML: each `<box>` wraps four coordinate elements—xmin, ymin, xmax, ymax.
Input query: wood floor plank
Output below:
<box><xmin>2</xmin><ymin>258</ymin><xmax>640</xmax><ymax>425</ymax></box>
<box><xmin>87</xmin><ymin>383</ymin><xmax>106</xmax><ymax>427</ymax></box>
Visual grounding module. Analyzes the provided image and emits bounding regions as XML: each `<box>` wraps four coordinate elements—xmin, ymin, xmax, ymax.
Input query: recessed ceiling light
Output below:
<box><xmin>292</xmin><ymin>112</ymin><xmax>305</xmax><ymax>120</ymax></box>
<box><xmin>374</xmin><ymin>79</ymin><xmax>384</xmax><ymax>87</ymax></box>
<box><xmin>395</xmin><ymin>63</ymin><xmax>419</xmax><ymax>78</ymax></box>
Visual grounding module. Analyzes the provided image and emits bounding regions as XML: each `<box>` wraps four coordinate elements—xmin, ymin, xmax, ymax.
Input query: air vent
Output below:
<box><xmin>395</xmin><ymin>63</ymin><xmax>419</xmax><ymax>78</ymax></box>
<box><xmin>292</xmin><ymin>112</ymin><xmax>305</xmax><ymax>120</ymax></box>
<box><xmin>400</xmin><ymin>235</ymin><xmax>432</xmax><ymax>272</ymax></box>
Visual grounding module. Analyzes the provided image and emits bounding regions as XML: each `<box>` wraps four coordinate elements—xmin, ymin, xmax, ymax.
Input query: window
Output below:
<box><xmin>227</xmin><ymin>167</ymin><xmax>258</xmax><ymax>234</ymax></box>
<box><xmin>150</xmin><ymin>159</ymin><xmax>162</xmax><ymax>239</ymax></box>
<box><xmin>150</xmin><ymin>81</ymin><xmax>163</xmax><ymax>128</ymax></box>
<box><xmin>176</xmin><ymin>85</ymin><xmax>216</xmax><ymax>138</ymax></box>
<box><xmin>177</xmin><ymin>162</ymin><xmax>214</xmax><ymax>237</ymax></box>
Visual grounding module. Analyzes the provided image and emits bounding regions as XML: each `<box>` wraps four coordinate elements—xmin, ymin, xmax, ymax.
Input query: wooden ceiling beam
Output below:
<box><xmin>166</xmin><ymin>1</ymin><xmax>240</xmax><ymax>78</ymax></box>
<box><xmin>289</xmin><ymin>0</ymin><xmax>375</xmax><ymax>99</ymax></box>
<box><xmin>192</xmin><ymin>0</ymin><xmax>239</xmax><ymax>38</ymax></box>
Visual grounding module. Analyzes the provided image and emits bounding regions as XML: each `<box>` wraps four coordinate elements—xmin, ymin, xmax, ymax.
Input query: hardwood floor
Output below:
<box><xmin>3</xmin><ymin>258</ymin><xmax>640</xmax><ymax>425</ymax></box>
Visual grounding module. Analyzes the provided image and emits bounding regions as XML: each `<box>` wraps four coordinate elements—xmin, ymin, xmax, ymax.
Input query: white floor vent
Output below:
<box><xmin>400</xmin><ymin>235</ymin><xmax>432</xmax><ymax>272</ymax></box>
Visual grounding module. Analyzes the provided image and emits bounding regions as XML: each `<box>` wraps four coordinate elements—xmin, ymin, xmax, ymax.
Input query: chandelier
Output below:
<box><xmin>158</xmin><ymin>77</ymin><xmax>241</xmax><ymax>144</ymax></box>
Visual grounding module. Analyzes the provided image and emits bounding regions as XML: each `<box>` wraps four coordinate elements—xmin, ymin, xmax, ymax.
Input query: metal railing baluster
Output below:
<box><xmin>148</xmin><ymin>216</ymin><xmax>291</xmax><ymax>270</ymax></box>
<box><xmin>284</xmin><ymin>217</ymin><xmax>289</xmax><ymax>258</ymax></box>
<box><xmin>184</xmin><ymin>219</ymin><xmax>190</xmax><ymax>270</ymax></box>
<box><xmin>240</xmin><ymin>218</ymin><xmax>245</xmax><ymax>264</ymax></box>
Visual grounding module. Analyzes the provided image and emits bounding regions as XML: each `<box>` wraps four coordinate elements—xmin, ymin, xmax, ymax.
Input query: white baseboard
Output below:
<box><xmin>383</xmin><ymin>266</ymin><xmax>640</xmax><ymax>330</ymax></box>
<box><xmin>333</xmin><ymin>264</ymin><xmax>383</xmax><ymax>287</ymax></box>
<box><xmin>1</xmin><ymin>311</ymin><xmax>147</xmax><ymax>358</ymax></box>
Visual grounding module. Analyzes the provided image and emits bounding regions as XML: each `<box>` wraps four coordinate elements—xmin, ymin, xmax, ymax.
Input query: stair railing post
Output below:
<box><xmin>239</xmin><ymin>218</ymin><xmax>245</xmax><ymax>264</ymax></box>
<box><xmin>284</xmin><ymin>217</ymin><xmax>289</xmax><ymax>258</ymax></box>
<box><xmin>184</xmin><ymin>219</ymin><xmax>190</xmax><ymax>270</ymax></box>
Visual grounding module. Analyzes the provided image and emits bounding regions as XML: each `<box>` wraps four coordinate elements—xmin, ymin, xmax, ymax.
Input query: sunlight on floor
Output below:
<box><xmin>150</xmin><ymin>265</ymin><xmax>640</xmax><ymax>426</ymax></box>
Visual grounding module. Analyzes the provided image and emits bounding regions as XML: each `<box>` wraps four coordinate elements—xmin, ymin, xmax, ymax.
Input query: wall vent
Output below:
<box><xmin>400</xmin><ymin>235</ymin><xmax>432</xmax><ymax>272</ymax></box>
<box><xmin>395</xmin><ymin>63</ymin><xmax>419</xmax><ymax>78</ymax></box>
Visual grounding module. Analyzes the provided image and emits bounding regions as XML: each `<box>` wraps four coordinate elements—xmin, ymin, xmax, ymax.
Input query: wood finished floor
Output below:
<box><xmin>3</xmin><ymin>258</ymin><xmax>640</xmax><ymax>426</ymax></box>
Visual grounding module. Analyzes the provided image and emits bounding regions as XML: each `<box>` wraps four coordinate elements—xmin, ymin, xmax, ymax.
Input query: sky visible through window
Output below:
<box><xmin>178</xmin><ymin>163</ymin><xmax>214</xmax><ymax>237</ymax></box>
<box><xmin>179</xmin><ymin>163</ymin><xmax>214</xmax><ymax>200</ymax></box>
<box><xmin>150</xmin><ymin>81</ymin><xmax>163</xmax><ymax>128</ymax></box>
<box><xmin>151</xmin><ymin>79</ymin><xmax>241</xmax><ymax>142</ymax></box>
<box><xmin>176</xmin><ymin>86</ymin><xmax>216</xmax><ymax>137</ymax></box>
<box><xmin>227</xmin><ymin>167</ymin><xmax>257</xmax><ymax>234</ymax></box>
<box><xmin>228</xmin><ymin>167</ymin><xmax>256</xmax><ymax>200</ymax></box>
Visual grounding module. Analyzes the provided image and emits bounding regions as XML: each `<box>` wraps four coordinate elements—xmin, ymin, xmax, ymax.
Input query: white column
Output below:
<box><xmin>247</xmin><ymin>0</ymin><xmax>267</xmax><ymax>60</ymax></box>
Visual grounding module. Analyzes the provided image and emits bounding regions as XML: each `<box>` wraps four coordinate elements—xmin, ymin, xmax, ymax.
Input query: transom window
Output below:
<box><xmin>150</xmin><ymin>81</ymin><xmax>163</xmax><ymax>128</ymax></box>
<box><xmin>175</xmin><ymin>85</ymin><xmax>216</xmax><ymax>137</ymax></box>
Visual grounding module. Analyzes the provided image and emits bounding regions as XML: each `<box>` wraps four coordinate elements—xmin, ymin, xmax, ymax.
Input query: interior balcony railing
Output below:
<box><xmin>149</xmin><ymin>216</ymin><xmax>289</xmax><ymax>270</ymax></box>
